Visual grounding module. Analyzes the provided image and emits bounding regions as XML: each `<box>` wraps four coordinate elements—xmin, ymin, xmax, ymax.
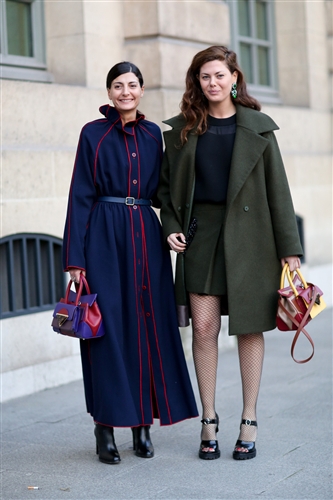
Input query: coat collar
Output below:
<box><xmin>162</xmin><ymin>104</ymin><xmax>280</xmax><ymax>221</ymax></box>
<box><xmin>163</xmin><ymin>104</ymin><xmax>279</xmax><ymax>134</ymax></box>
<box><xmin>99</xmin><ymin>104</ymin><xmax>145</xmax><ymax>135</ymax></box>
<box><xmin>163</xmin><ymin>113</ymin><xmax>186</xmax><ymax>130</ymax></box>
<box><xmin>234</xmin><ymin>103</ymin><xmax>279</xmax><ymax>133</ymax></box>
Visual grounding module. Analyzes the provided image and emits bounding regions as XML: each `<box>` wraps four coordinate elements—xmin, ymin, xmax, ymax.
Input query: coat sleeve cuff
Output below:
<box><xmin>64</xmin><ymin>265</ymin><xmax>86</xmax><ymax>273</ymax></box>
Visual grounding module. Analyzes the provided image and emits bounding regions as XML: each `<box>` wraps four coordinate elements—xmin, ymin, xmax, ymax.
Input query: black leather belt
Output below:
<box><xmin>98</xmin><ymin>196</ymin><xmax>152</xmax><ymax>206</ymax></box>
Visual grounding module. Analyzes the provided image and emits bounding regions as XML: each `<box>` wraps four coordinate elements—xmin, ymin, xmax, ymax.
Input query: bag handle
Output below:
<box><xmin>282</xmin><ymin>263</ymin><xmax>308</xmax><ymax>296</ymax></box>
<box><xmin>77</xmin><ymin>275</ymin><xmax>91</xmax><ymax>294</ymax></box>
<box><xmin>280</xmin><ymin>263</ymin><xmax>292</xmax><ymax>289</ymax></box>
<box><xmin>64</xmin><ymin>274</ymin><xmax>91</xmax><ymax>305</ymax></box>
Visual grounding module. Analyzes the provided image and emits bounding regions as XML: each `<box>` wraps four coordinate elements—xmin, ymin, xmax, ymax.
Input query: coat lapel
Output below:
<box><xmin>165</xmin><ymin>129</ymin><xmax>198</xmax><ymax>231</ymax></box>
<box><xmin>226</xmin><ymin>127</ymin><xmax>269</xmax><ymax>212</ymax></box>
<box><xmin>226</xmin><ymin>104</ymin><xmax>277</xmax><ymax>214</ymax></box>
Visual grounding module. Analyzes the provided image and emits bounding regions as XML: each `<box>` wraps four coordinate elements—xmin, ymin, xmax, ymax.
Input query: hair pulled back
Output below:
<box><xmin>180</xmin><ymin>46</ymin><xmax>261</xmax><ymax>144</ymax></box>
<box><xmin>106</xmin><ymin>61</ymin><xmax>144</xmax><ymax>89</ymax></box>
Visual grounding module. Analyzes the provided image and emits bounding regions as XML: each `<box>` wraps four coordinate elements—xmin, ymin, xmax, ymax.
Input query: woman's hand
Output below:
<box><xmin>68</xmin><ymin>268</ymin><xmax>86</xmax><ymax>283</ymax></box>
<box><xmin>281</xmin><ymin>256</ymin><xmax>301</xmax><ymax>272</ymax></box>
<box><xmin>167</xmin><ymin>233</ymin><xmax>187</xmax><ymax>253</ymax></box>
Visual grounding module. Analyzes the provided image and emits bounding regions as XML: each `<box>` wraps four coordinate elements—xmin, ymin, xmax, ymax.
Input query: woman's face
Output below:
<box><xmin>198</xmin><ymin>60</ymin><xmax>237</xmax><ymax>106</ymax></box>
<box><xmin>107</xmin><ymin>72</ymin><xmax>144</xmax><ymax>115</ymax></box>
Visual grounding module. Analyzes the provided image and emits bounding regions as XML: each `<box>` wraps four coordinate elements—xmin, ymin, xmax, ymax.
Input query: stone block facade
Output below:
<box><xmin>1</xmin><ymin>0</ymin><xmax>332</xmax><ymax>401</ymax></box>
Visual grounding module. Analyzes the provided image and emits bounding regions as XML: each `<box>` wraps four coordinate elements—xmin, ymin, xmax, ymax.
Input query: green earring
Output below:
<box><xmin>231</xmin><ymin>82</ymin><xmax>237</xmax><ymax>99</ymax></box>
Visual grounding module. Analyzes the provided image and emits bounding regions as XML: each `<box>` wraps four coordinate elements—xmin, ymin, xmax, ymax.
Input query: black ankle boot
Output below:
<box><xmin>132</xmin><ymin>425</ymin><xmax>154</xmax><ymax>458</ymax></box>
<box><xmin>94</xmin><ymin>423</ymin><xmax>121</xmax><ymax>464</ymax></box>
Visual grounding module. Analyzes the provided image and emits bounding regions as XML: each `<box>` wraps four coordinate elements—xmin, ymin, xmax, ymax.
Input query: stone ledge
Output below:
<box><xmin>0</xmin><ymin>354</ymin><xmax>82</xmax><ymax>403</ymax></box>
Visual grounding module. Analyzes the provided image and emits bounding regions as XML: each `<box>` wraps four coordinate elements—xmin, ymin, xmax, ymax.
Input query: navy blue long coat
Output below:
<box><xmin>63</xmin><ymin>105</ymin><xmax>198</xmax><ymax>427</ymax></box>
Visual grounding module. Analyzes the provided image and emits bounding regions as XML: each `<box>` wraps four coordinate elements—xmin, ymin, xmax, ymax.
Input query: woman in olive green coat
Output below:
<box><xmin>158</xmin><ymin>46</ymin><xmax>303</xmax><ymax>461</ymax></box>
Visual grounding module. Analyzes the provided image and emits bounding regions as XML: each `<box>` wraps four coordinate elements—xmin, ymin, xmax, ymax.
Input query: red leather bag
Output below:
<box><xmin>52</xmin><ymin>275</ymin><xmax>104</xmax><ymax>340</ymax></box>
<box><xmin>276</xmin><ymin>264</ymin><xmax>326</xmax><ymax>363</ymax></box>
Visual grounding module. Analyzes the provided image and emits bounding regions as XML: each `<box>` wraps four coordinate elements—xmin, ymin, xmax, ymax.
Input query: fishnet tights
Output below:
<box><xmin>237</xmin><ymin>333</ymin><xmax>264</xmax><ymax>442</ymax></box>
<box><xmin>190</xmin><ymin>293</ymin><xmax>221</xmax><ymax>441</ymax></box>
<box><xmin>190</xmin><ymin>294</ymin><xmax>265</xmax><ymax>443</ymax></box>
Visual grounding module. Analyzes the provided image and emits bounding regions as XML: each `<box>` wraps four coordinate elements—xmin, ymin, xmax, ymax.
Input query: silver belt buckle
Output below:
<box><xmin>125</xmin><ymin>197</ymin><xmax>135</xmax><ymax>206</ymax></box>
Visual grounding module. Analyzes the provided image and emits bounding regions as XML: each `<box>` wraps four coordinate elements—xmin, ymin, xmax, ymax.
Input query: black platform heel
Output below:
<box><xmin>233</xmin><ymin>419</ymin><xmax>257</xmax><ymax>460</ymax></box>
<box><xmin>94</xmin><ymin>423</ymin><xmax>121</xmax><ymax>464</ymax></box>
<box><xmin>132</xmin><ymin>425</ymin><xmax>154</xmax><ymax>458</ymax></box>
<box><xmin>199</xmin><ymin>414</ymin><xmax>220</xmax><ymax>460</ymax></box>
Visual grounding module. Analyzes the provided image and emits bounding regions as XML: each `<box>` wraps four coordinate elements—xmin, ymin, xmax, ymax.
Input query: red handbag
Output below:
<box><xmin>276</xmin><ymin>264</ymin><xmax>326</xmax><ymax>363</ymax></box>
<box><xmin>52</xmin><ymin>275</ymin><xmax>105</xmax><ymax>339</ymax></box>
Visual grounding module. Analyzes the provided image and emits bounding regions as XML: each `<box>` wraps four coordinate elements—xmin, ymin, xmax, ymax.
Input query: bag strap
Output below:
<box><xmin>279</xmin><ymin>292</ymin><xmax>317</xmax><ymax>363</ymax></box>
<box><xmin>64</xmin><ymin>274</ymin><xmax>91</xmax><ymax>305</ymax></box>
<box><xmin>79</xmin><ymin>275</ymin><xmax>91</xmax><ymax>294</ymax></box>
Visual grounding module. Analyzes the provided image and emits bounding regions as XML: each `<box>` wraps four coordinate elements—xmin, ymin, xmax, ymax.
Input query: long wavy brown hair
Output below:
<box><xmin>180</xmin><ymin>46</ymin><xmax>261</xmax><ymax>144</ymax></box>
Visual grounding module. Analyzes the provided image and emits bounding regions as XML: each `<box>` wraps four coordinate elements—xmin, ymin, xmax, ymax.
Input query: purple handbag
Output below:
<box><xmin>52</xmin><ymin>275</ymin><xmax>105</xmax><ymax>340</ymax></box>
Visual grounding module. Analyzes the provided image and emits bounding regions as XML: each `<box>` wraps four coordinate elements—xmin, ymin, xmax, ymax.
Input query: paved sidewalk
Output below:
<box><xmin>1</xmin><ymin>308</ymin><xmax>332</xmax><ymax>500</ymax></box>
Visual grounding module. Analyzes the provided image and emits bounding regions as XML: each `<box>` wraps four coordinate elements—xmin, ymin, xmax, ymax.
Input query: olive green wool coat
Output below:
<box><xmin>157</xmin><ymin>104</ymin><xmax>303</xmax><ymax>335</ymax></box>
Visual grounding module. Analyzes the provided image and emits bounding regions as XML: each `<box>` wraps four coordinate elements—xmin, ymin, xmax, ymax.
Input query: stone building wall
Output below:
<box><xmin>1</xmin><ymin>0</ymin><xmax>331</xmax><ymax>401</ymax></box>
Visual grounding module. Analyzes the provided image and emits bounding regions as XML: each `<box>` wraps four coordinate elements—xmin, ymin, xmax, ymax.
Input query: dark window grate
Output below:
<box><xmin>0</xmin><ymin>233</ymin><xmax>66</xmax><ymax>319</ymax></box>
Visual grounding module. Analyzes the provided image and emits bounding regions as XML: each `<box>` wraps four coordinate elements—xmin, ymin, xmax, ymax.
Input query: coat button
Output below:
<box><xmin>244</xmin><ymin>206</ymin><xmax>249</xmax><ymax>212</ymax></box>
<box><xmin>142</xmin><ymin>285</ymin><xmax>147</xmax><ymax>290</ymax></box>
<box><xmin>132</xmin><ymin>179</ymin><xmax>137</xmax><ymax>185</ymax></box>
<box><xmin>185</xmin><ymin>203</ymin><xmax>190</xmax><ymax>208</ymax></box>
<box><xmin>132</xmin><ymin>152</ymin><xmax>137</xmax><ymax>158</ymax></box>
<box><xmin>146</xmin><ymin>312</ymin><xmax>150</xmax><ymax>317</ymax></box>
<box><xmin>177</xmin><ymin>206</ymin><xmax>182</xmax><ymax>211</ymax></box>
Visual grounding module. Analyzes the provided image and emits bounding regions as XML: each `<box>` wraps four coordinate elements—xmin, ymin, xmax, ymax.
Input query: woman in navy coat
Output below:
<box><xmin>63</xmin><ymin>62</ymin><xmax>198</xmax><ymax>464</ymax></box>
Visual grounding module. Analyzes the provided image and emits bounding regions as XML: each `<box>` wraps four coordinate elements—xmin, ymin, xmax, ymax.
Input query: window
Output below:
<box><xmin>229</xmin><ymin>0</ymin><xmax>280</xmax><ymax>103</ymax></box>
<box><xmin>0</xmin><ymin>0</ymin><xmax>52</xmax><ymax>82</ymax></box>
<box><xmin>0</xmin><ymin>234</ymin><xmax>66</xmax><ymax>319</ymax></box>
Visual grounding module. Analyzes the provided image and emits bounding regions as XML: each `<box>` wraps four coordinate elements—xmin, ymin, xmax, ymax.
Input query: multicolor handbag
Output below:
<box><xmin>52</xmin><ymin>275</ymin><xmax>105</xmax><ymax>340</ymax></box>
<box><xmin>276</xmin><ymin>263</ymin><xmax>326</xmax><ymax>363</ymax></box>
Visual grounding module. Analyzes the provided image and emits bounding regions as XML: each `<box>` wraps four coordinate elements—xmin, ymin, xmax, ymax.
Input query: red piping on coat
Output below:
<box><xmin>138</xmin><ymin>123</ymin><xmax>163</xmax><ymax>159</ymax></box>
<box><xmin>129</xmin><ymin>203</ymin><xmax>145</xmax><ymax>422</ymax></box>
<box><xmin>94</xmin><ymin>121</ymin><xmax>119</xmax><ymax>183</ymax></box>
<box><xmin>123</xmin><ymin>135</ymin><xmax>132</xmax><ymax>196</ymax></box>
<box><xmin>64</xmin><ymin>265</ymin><xmax>85</xmax><ymax>273</ymax></box>
<box><xmin>141</xmin><ymin>296</ymin><xmax>160</xmax><ymax>423</ymax></box>
<box><xmin>139</xmin><ymin>208</ymin><xmax>160</xmax><ymax>423</ymax></box>
<box><xmin>65</xmin><ymin>126</ymin><xmax>86</xmax><ymax>268</ymax></box>
<box><xmin>85</xmin><ymin>202</ymin><xmax>98</xmax><ymax>232</ymax></box>
<box><xmin>65</xmin><ymin>119</ymin><xmax>110</xmax><ymax>269</ymax></box>
<box><xmin>139</xmin><ymin>210</ymin><xmax>172</xmax><ymax>423</ymax></box>
<box><xmin>133</xmin><ymin>132</ymin><xmax>141</xmax><ymax>198</ymax></box>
